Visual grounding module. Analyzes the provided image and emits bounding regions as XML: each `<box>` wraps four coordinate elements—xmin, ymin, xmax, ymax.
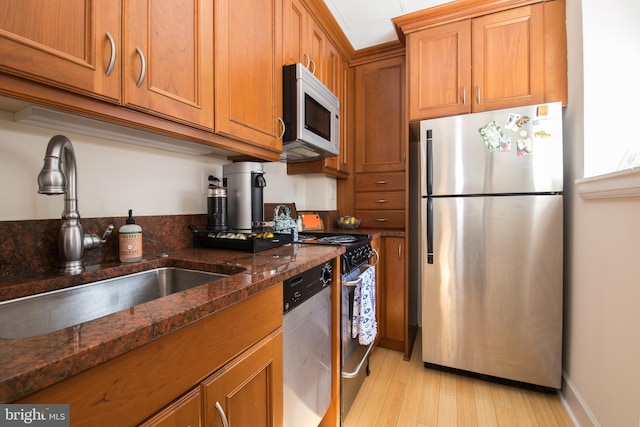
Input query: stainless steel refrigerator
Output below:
<box><xmin>408</xmin><ymin>102</ymin><xmax>564</xmax><ymax>389</ymax></box>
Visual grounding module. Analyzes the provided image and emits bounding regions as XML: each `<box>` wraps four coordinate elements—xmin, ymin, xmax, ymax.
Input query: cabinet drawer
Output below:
<box><xmin>355</xmin><ymin>192</ymin><xmax>405</xmax><ymax>210</ymax></box>
<box><xmin>355</xmin><ymin>172</ymin><xmax>406</xmax><ymax>191</ymax></box>
<box><xmin>356</xmin><ymin>210</ymin><xmax>405</xmax><ymax>229</ymax></box>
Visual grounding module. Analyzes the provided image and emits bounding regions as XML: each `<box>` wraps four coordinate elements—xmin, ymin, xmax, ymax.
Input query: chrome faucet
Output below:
<box><xmin>38</xmin><ymin>135</ymin><xmax>114</xmax><ymax>275</ymax></box>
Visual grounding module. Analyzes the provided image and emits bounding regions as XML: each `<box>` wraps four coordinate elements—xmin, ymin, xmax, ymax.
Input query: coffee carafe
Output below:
<box><xmin>206</xmin><ymin>176</ymin><xmax>228</xmax><ymax>231</ymax></box>
<box><xmin>222</xmin><ymin>162</ymin><xmax>266</xmax><ymax>231</ymax></box>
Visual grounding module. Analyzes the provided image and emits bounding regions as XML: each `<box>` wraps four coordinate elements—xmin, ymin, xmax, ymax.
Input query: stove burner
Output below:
<box><xmin>316</xmin><ymin>235</ymin><xmax>357</xmax><ymax>244</ymax></box>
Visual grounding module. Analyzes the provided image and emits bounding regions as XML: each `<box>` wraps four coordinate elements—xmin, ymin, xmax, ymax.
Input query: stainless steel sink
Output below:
<box><xmin>0</xmin><ymin>267</ymin><xmax>227</xmax><ymax>339</ymax></box>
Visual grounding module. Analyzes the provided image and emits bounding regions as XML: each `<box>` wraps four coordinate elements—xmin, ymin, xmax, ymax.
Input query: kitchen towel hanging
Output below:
<box><xmin>351</xmin><ymin>264</ymin><xmax>377</xmax><ymax>345</ymax></box>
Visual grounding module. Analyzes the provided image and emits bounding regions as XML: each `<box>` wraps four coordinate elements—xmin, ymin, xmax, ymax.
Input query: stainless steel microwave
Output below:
<box><xmin>281</xmin><ymin>63</ymin><xmax>340</xmax><ymax>162</ymax></box>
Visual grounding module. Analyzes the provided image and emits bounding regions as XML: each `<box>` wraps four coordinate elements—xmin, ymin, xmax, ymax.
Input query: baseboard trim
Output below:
<box><xmin>560</xmin><ymin>370</ymin><xmax>601</xmax><ymax>427</ymax></box>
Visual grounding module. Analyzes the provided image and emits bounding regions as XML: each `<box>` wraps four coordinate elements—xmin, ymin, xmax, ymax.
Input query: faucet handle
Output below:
<box><xmin>84</xmin><ymin>224</ymin><xmax>114</xmax><ymax>250</ymax></box>
<box><xmin>101</xmin><ymin>224</ymin><xmax>115</xmax><ymax>241</ymax></box>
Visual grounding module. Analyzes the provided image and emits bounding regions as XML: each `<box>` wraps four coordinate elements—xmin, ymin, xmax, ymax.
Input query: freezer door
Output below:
<box><xmin>421</xmin><ymin>195</ymin><xmax>563</xmax><ymax>388</ymax></box>
<box><xmin>421</xmin><ymin>102</ymin><xmax>563</xmax><ymax>196</ymax></box>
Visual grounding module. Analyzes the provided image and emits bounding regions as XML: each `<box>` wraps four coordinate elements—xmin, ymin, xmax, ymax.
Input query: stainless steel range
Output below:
<box><xmin>298</xmin><ymin>232</ymin><xmax>378</xmax><ymax>423</ymax></box>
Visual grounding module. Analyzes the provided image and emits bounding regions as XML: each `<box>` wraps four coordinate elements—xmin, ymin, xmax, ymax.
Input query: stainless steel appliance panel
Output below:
<box><xmin>422</xmin><ymin>194</ymin><xmax>563</xmax><ymax>388</ymax></box>
<box><xmin>283</xmin><ymin>286</ymin><xmax>332</xmax><ymax>427</ymax></box>
<box><xmin>420</xmin><ymin>102</ymin><xmax>563</xmax><ymax>197</ymax></box>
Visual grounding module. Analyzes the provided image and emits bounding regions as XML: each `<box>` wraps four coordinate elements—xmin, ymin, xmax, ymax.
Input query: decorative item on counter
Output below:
<box><xmin>337</xmin><ymin>216</ymin><xmax>361</xmax><ymax>229</ymax></box>
<box><xmin>119</xmin><ymin>209</ymin><xmax>142</xmax><ymax>262</ymax></box>
<box><xmin>273</xmin><ymin>204</ymin><xmax>298</xmax><ymax>241</ymax></box>
<box><xmin>298</xmin><ymin>212</ymin><xmax>324</xmax><ymax>231</ymax></box>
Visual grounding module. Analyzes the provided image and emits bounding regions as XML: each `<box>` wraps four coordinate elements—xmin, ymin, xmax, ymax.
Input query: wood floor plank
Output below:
<box><xmin>473</xmin><ymin>379</ymin><xmax>500</xmax><ymax>427</ymax></box>
<box><xmin>510</xmin><ymin>387</ymin><xmax>539</xmax><ymax>427</ymax></box>
<box><xmin>529</xmin><ymin>390</ymin><xmax>560</xmax><ymax>427</ymax></box>
<box><xmin>544</xmin><ymin>392</ymin><xmax>576</xmax><ymax>427</ymax></box>
<box><xmin>416</xmin><ymin>367</ymin><xmax>440</xmax><ymax>426</ymax></box>
<box><xmin>495</xmin><ymin>406</ymin><xmax>518</xmax><ymax>427</ymax></box>
<box><xmin>352</xmin><ymin>348</ymin><xmax>397</xmax><ymax>427</ymax></box>
<box><xmin>456</xmin><ymin>375</ymin><xmax>478</xmax><ymax>427</ymax></box>
<box><xmin>375</xmin><ymin>379</ymin><xmax>405</xmax><ymax>427</ymax></box>
<box><xmin>436</xmin><ymin>392</ymin><xmax>457</xmax><ymax>427</ymax></box>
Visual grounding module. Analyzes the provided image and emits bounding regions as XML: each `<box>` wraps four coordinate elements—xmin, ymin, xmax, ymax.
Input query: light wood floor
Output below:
<box><xmin>343</xmin><ymin>331</ymin><xmax>574</xmax><ymax>427</ymax></box>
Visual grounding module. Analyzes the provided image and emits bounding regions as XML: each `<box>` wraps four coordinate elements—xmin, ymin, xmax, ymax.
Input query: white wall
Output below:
<box><xmin>0</xmin><ymin>110</ymin><xmax>336</xmax><ymax>221</ymax></box>
<box><xmin>563</xmin><ymin>1</ymin><xmax>640</xmax><ymax>426</ymax></box>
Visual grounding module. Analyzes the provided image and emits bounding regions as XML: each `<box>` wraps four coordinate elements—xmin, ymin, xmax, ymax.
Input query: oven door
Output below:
<box><xmin>341</xmin><ymin>265</ymin><xmax>376</xmax><ymax>420</ymax></box>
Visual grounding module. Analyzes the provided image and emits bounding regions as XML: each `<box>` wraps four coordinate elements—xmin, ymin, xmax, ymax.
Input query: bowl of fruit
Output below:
<box><xmin>337</xmin><ymin>216</ymin><xmax>361</xmax><ymax>229</ymax></box>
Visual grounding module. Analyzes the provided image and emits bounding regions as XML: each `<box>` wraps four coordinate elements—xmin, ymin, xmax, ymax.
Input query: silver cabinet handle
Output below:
<box><xmin>398</xmin><ymin>243</ymin><xmax>402</xmax><ymax>260</ymax></box>
<box><xmin>303</xmin><ymin>53</ymin><xmax>311</xmax><ymax>70</ymax></box>
<box><xmin>371</xmin><ymin>247</ymin><xmax>379</xmax><ymax>266</ymax></box>
<box><xmin>477</xmin><ymin>86</ymin><xmax>481</xmax><ymax>104</ymax></box>
<box><xmin>215</xmin><ymin>401</ymin><xmax>229</xmax><ymax>427</ymax></box>
<box><xmin>309</xmin><ymin>59</ymin><xmax>316</xmax><ymax>75</ymax></box>
<box><xmin>374</xmin><ymin>218</ymin><xmax>389</xmax><ymax>222</ymax></box>
<box><xmin>374</xmin><ymin>180</ymin><xmax>388</xmax><ymax>185</ymax></box>
<box><xmin>135</xmin><ymin>46</ymin><xmax>146</xmax><ymax>88</ymax></box>
<box><xmin>374</xmin><ymin>199</ymin><xmax>388</xmax><ymax>203</ymax></box>
<box><xmin>278</xmin><ymin>117</ymin><xmax>285</xmax><ymax>139</ymax></box>
<box><xmin>462</xmin><ymin>86</ymin><xmax>466</xmax><ymax>105</ymax></box>
<box><xmin>105</xmin><ymin>32</ymin><xmax>116</xmax><ymax>77</ymax></box>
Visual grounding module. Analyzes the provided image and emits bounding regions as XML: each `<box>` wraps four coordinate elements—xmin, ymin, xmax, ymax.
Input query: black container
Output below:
<box><xmin>207</xmin><ymin>187</ymin><xmax>228</xmax><ymax>231</ymax></box>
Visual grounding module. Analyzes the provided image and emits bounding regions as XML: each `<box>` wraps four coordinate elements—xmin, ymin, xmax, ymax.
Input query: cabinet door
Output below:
<box><xmin>215</xmin><ymin>0</ymin><xmax>283</xmax><ymax>153</ymax></box>
<box><xmin>354</xmin><ymin>56</ymin><xmax>406</xmax><ymax>173</ymax></box>
<box><xmin>472</xmin><ymin>4</ymin><xmax>545</xmax><ymax>112</ymax></box>
<box><xmin>379</xmin><ymin>237</ymin><xmax>406</xmax><ymax>352</ymax></box>
<box><xmin>0</xmin><ymin>0</ymin><xmax>120</xmax><ymax>102</ymax></box>
<box><xmin>124</xmin><ymin>0</ymin><xmax>213</xmax><ymax>129</ymax></box>
<box><xmin>140</xmin><ymin>388</ymin><xmax>201</xmax><ymax>427</ymax></box>
<box><xmin>283</xmin><ymin>0</ymin><xmax>308</xmax><ymax>66</ymax></box>
<box><xmin>407</xmin><ymin>20</ymin><xmax>471</xmax><ymax>120</ymax></box>
<box><xmin>202</xmin><ymin>331</ymin><xmax>283</xmax><ymax>427</ymax></box>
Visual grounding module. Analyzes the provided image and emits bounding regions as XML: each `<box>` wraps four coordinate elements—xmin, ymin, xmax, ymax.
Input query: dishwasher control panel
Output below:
<box><xmin>283</xmin><ymin>261</ymin><xmax>332</xmax><ymax>314</ymax></box>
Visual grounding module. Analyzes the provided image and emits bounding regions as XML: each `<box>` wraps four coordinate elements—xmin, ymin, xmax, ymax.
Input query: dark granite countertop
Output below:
<box><xmin>0</xmin><ymin>243</ymin><xmax>344</xmax><ymax>403</ymax></box>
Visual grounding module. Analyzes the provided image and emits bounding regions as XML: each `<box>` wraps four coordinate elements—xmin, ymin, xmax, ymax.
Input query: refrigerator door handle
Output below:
<box><xmin>427</xmin><ymin>197</ymin><xmax>434</xmax><ymax>264</ymax></box>
<box><xmin>426</xmin><ymin>129</ymin><xmax>433</xmax><ymax>196</ymax></box>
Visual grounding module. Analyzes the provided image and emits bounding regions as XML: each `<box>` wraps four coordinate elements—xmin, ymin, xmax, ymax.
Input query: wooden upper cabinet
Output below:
<box><xmin>472</xmin><ymin>4</ymin><xmax>545</xmax><ymax>112</ymax></box>
<box><xmin>124</xmin><ymin>0</ymin><xmax>214</xmax><ymax>129</ymax></box>
<box><xmin>215</xmin><ymin>0</ymin><xmax>283</xmax><ymax>153</ymax></box>
<box><xmin>354</xmin><ymin>56</ymin><xmax>406</xmax><ymax>173</ymax></box>
<box><xmin>407</xmin><ymin>20</ymin><xmax>471</xmax><ymax>120</ymax></box>
<box><xmin>399</xmin><ymin>0</ymin><xmax>567</xmax><ymax>120</ymax></box>
<box><xmin>0</xmin><ymin>0</ymin><xmax>120</xmax><ymax>102</ymax></box>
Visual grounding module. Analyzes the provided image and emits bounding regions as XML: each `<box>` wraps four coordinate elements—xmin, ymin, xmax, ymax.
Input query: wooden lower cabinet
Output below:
<box><xmin>202</xmin><ymin>331</ymin><xmax>283</xmax><ymax>427</ymax></box>
<box><xmin>377</xmin><ymin>237</ymin><xmax>410</xmax><ymax>358</ymax></box>
<box><xmin>140</xmin><ymin>330</ymin><xmax>282</xmax><ymax>427</ymax></box>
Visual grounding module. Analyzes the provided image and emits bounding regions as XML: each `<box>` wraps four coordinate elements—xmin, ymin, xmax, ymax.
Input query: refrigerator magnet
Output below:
<box><xmin>517</xmin><ymin>138</ymin><xmax>533</xmax><ymax>156</ymax></box>
<box><xmin>499</xmin><ymin>136</ymin><xmax>512</xmax><ymax>152</ymax></box>
<box><xmin>505</xmin><ymin>113</ymin><xmax>521</xmax><ymax>131</ymax></box>
<box><xmin>479</xmin><ymin>121</ymin><xmax>504</xmax><ymax>152</ymax></box>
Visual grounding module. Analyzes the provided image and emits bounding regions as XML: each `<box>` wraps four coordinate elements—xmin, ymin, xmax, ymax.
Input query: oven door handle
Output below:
<box><xmin>341</xmin><ymin>340</ymin><xmax>375</xmax><ymax>379</ymax></box>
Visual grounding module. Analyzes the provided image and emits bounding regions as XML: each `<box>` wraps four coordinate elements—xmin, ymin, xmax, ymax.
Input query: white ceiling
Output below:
<box><xmin>323</xmin><ymin>0</ymin><xmax>454</xmax><ymax>50</ymax></box>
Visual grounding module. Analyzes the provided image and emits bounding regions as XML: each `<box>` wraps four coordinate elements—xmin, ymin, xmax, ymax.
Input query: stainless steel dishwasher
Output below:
<box><xmin>283</xmin><ymin>261</ymin><xmax>333</xmax><ymax>427</ymax></box>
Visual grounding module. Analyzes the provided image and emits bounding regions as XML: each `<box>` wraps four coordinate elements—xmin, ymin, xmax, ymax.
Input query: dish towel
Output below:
<box><xmin>352</xmin><ymin>265</ymin><xmax>377</xmax><ymax>345</ymax></box>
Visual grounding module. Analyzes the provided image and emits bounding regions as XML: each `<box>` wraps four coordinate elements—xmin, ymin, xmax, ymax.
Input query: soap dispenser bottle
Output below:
<box><xmin>119</xmin><ymin>209</ymin><xmax>142</xmax><ymax>262</ymax></box>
